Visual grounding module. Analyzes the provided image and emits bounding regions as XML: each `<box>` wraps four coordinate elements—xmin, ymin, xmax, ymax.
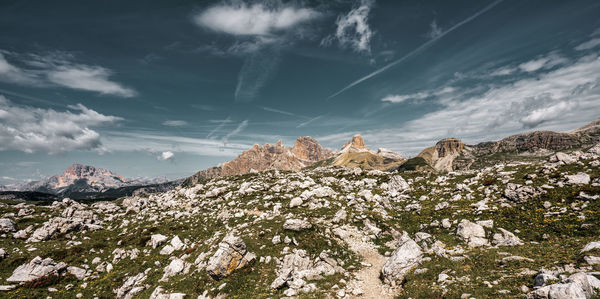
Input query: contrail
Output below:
<box><xmin>328</xmin><ymin>0</ymin><xmax>504</xmax><ymax>100</ymax></box>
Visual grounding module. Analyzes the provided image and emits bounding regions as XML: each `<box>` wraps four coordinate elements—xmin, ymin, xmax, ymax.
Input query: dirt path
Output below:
<box><xmin>334</xmin><ymin>226</ymin><xmax>398</xmax><ymax>299</ymax></box>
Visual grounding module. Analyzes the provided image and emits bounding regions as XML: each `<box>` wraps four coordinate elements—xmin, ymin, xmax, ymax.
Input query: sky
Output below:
<box><xmin>1</xmin><ymin>0</ymin><xmax>600</xmax><ymax>184</ymax></box>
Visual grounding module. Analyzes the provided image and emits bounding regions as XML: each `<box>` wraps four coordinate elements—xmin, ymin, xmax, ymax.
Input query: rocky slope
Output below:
<box><xmin>419</xmin><ymin>118</ymin><xmax>600</xmax><ymax>172</ymax></box>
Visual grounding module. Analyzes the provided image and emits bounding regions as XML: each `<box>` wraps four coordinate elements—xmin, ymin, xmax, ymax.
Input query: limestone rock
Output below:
<box><xmin>456</xmin><ymin>219</ymin><xmax>489</xmax><ymax>248</ymax></box>
<box><xmin>504</xmin><ymin>183</ymin><xmax>543</xmax><ymax>203</ymax></box>
<box><xmin>6</xmin><ymin>256</ymin><xmax>67</xmax><ymax>282</ymax></box>
<box><xmin>492</xmin><ymin>228</ymin><xmax>523</xmax><ymax>246</ymax></box>
<box><xmin>381</xmin><ymin>231</ymin><xmax>423</xmax><ymax>286</ymax></box>
<box><xmin>0</xmin><ymin>218</ymin><xmax>15</xmax><ymax>233</ymax></box>
<box><xmin>206</xmin><ymin>232</ymin><xmax>256</xmax><ymax>280</ymax></box>
<box><xmin>283</xmin><ymin>219</ymin><xmax>312</xmax><ymax>231</ymax></box>
<box><xmin>115</xmin><ymin>273</ymin><xmax>146</xmax><ymax>299</ymax></box>
<box><xmin>148</xmin><ymin>234</ymin><xmax>168</xmax><ymax>249</ymax></box>
<box><xmin>527</xmin><ymin>272</ymin><xmax>593</xmax><ymax>299</ymax></box>
<box><xmin>566</xmin><ymin>173</ymin><xmax>591</xmax><ymax>185</ymax></box>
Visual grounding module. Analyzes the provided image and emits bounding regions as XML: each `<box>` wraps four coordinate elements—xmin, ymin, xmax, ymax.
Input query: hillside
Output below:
<box><xmin>0</xmin><ymin>140</ymin><xmax>598</xmax><ymax>298</ymax></box>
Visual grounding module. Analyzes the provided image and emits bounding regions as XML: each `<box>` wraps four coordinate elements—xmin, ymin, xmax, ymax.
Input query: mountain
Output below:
<box><xmin>183</xmin><ymin>137</ymin><xmax>333</xmax><ymax>186</ymax></box>
<box><xmin>331</xmin><ymin>134</ymin><xmax>406</xmax><ymax>170</ymax></box>
<box><xmin>4</xmin><ymin>164</ymin><xmax>173</xmax><ymax>200</ymax></box>
<box><xmin>417</xmin><ymin>118</ymin><xmax>600</xmax><ymax>172</ymax></box>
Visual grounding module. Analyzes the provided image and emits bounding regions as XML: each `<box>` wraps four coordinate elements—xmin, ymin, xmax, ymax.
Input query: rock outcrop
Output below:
<box><xmin>418</xmin><ymin>138</ymin><xmax>465</xmax><ymax>172</ymax></box>
<box><xmin>206</xmin><ymin>232</ymin><xmax>256</xmax><ymax>280</ymax></box>
<box><xmin>6</xmin><ymin>256</ymin><xmax>67</xmax><ymax>282</ymax></box>
<box><xmin>381</xmin><ymin>232</ymin><xmax>423</xmax><ymax>286</ymax></box>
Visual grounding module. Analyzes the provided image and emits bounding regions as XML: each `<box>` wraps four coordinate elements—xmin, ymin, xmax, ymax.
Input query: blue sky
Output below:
<box><xmin>1</xmin><ymin>0</ymin><xmax>600</xmax><ymax>183</ymax></box>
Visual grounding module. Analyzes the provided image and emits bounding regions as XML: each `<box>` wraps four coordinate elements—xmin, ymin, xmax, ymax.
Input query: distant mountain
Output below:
<box><xmin>183</xmin><ymin>137</ymin><xmax>333</xmax><ymax>186</ymax></box>
<box><xmin>418</xmin><ymin>118</ymin><xmax>600</xmax><ymax>172</ymax></box>
<box><xmin>184</xmin><ymin>134</ymin><xmax>406</xmax><ymax>186</ymax></box>
<box><xmin>4</xmin><ymin>164</ymin><xmax>172</xmax><ymax>199</ymax></box>
<box><xmin>330</xmin><ymin>134</ymin><xmax>405</xmax><ymax>170</ymax></box>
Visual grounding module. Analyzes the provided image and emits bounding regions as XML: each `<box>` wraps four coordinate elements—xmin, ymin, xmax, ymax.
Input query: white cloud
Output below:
<box><xmin>575</xmin><ymin>38</ymin><xmax>600</xmax><ymax>51</ymax></box>
<box><xmin>158</xmin><ymin>151</ymin><xmax>174</xmax><ymax>161</ymax></box>
<box><xmin>518</xmin><ymin>53</ymin><xmax>566</xmax><ymax>72</ymax></box>
<box><xmin>382</xmin><ymin>87</ymin><xmax>455</xmax><ymax>104</ymax></box>
<box><xmin>0</xmin><ymin>51</ymin><xmax>136</xmax><ymax>97</ymax></box>
<box><xmin>427</xmin><ymin>20</ymin><xmax>442</xmax><ymax>39</ymax></box>
<box><xmin>194</xmin><ymin>3</ymin><xmax>319</xmax><ymax>36</ymax></box>
<box><xmin>520</xmin><ymin>101</ymin><xmax>577</xmax><ymax>128</ymax></box>
<box><xmin>0</xmin><ymin>95</ymin><xmax>121</xmax><ymax>154</ymax></box>
<box><xmin>327</xmin><ymin>0</ymin><xmax>374</xmax><ymax>53</ymax></box>
<box><xmin>162</xmin><ymin>120</ymin><xmax>188</xmax><ymax>127</ymax></box>
<box><xmin>0</xmin><ymin>53</ymin><xmax>39</xmax><ymax>85</ymax></box>
<box><xmin>47</xmin><ymin>65</ymin><xmax>137</xmax><ymax>97</ymax></box>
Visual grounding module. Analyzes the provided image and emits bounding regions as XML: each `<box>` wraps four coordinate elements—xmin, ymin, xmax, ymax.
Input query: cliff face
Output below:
<box><xmin>418</xmin><ymin>138</ymin><xmax>465</xmax><ymax>172</ymax></box>
<box><xmin>220</xmin><ymin>137</ymin><xmax>332</xmax><ymax>176</ymax></box>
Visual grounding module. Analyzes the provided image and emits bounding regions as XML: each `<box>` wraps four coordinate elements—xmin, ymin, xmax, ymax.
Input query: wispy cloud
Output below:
<box><xmin>207</xmin><ymin>116</ymin><xmax>231</xmax><ymax>139</ymax></box>
<box><xmin>382</xmin><ymin>87</ymin><xmax>455</xmax><ymax>104</ymax></box>
<box><xmin>222</xmin><ymin>120</ymin><xmax>248</xmax><ymax>144</ymax></box>
<box><xmin>575</xmin><ymin>38</ymin><xmax>600</xmax><ymax>51</ymax></box>
<box><xmin>234</xmin><ymin>47</ymin><xmax>281</xmax><ymax>102</ymax></box>
<box><xmin>427</xmin><ymin>20</ymin><xmax>443</xmax><ymax>39</ymax></box>
<box><xmin>162</xmin><ymin>120</ymin><xmax>188</xmax><ymax>127</ymax></box>
<box><xmin>0</xmin><ymin>51</ymin><xmax>136</xmax><ymax>97</ymax></box>
<box><xmin>260</xmin><ymin>106</ymin><xmax>297</xmax><ymax>117</ymax></box>
<box><xmin>297</xmin><ymin>115</ymin><xmax>323</xmax><ymax>128</ymax></box>
<box><xmin>328</xmin><ymin>0</ymin><xmax>504</xmax><ymax>99</ymax></box>
<box><xmin>0</xmin><ymin>95</ymin><xmax>121</xmax><ymax>154</ymax></box>
<box><xmin>322</xmin><ymin>0</ymin><xmax>374</xmax><ymax>54</ymax></box>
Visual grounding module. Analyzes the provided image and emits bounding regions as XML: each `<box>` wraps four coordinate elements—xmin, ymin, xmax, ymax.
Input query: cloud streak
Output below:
<box><xmin>222</xmin><ymin>120</ymin><xmax>248</xmax><ymax>144</ymax></box>
<box><xmin>328</xmin><ymin>0</ymin><xmax>504</xmax><ymax>99</ymax></box>
<box><xmin>0</xmin><ymin>51</ymin><xmax>136</xmax><ymax>97</ymax></box>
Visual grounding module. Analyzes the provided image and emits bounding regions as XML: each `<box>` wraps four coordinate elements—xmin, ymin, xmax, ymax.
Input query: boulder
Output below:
<box><xmin>504</xmin><ymin>183</ymin><xmax>543</xmax><ymax>203</ymax></box>
<box><xmin>566</xmin><ymin>173</ymin><xmax>591</xmax><ymax>185</ymax></box>
<box><xmin>388</xmin><ymin>176</ymin><xmax>410</xmax><ymax>195</ymax></box>
<box><xmin>456</xmin><ymin>219</ymin><xmax>489</xmax><ymax>247</ymax></box>
<box><xmin>206</xmin><ymin>232</ymin><xmax>256</xmax><ymax>280</ymax></box>
<box><xmin>492</xmin><ymin>228</ymin><xmax>523</xmax><ymax>246</ymax></box>
<box><xmin>6</xmin><ymin>256</ymin><xmax>67</xmax><ymax>282</ymax></box>
<box><xmin>115</xmin><ymin>273</ymin><xmax>146</xmax><ymax>299</ymax></box>
<box><xmin>0</xmin><ymin>218</ymin><xmax>15</xmax><ymax>232</ymax></box>
<box><xmin>283</xmin><ymin>219</ymin><xmax>312</xmax><ymax>231</ymax></box>
<box><xmin>148</xmin><ymin>234</ymin><xmax>168</xmax><ymax>249</ymax></box>
<box><xmin>271</xmin><ymin>249</ymin><xmax>341</xmax><ymax>291</ymax></box>
<box><xmin>527</xmin><ymin>272</ymin><xmax>593</xmax><ymax>299</ymax></box>
<box><xmin>381</xmin><ymin>231</ymin><xmax>423</xmax><ymax>286</ymax></box>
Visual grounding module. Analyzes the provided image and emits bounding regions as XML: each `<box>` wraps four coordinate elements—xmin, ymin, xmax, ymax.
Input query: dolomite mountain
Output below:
<box><xmin>4</xmin><ymin>164</ymin><xmax>169</xmax><ymax>197</ymax></box>
<box><xmin>184</xmin><ymin>135</ymin><xmax>405</xmax><ymax>186</ymax></box>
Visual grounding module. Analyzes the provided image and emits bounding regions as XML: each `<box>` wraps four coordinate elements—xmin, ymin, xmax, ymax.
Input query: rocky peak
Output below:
<box><xmin>341</xmin><ymin>134</ymin><xmax>367</xmax><ymax>152</ymax></box>
<box><xmin>435</xmin><ymin>138</ymin><xmax>464</xmax><ymax>158</ymax></box>
<box><xmin>292</xmin><ymin>136</ymin><xmax>331</xmax><ymax>162</ymax></box>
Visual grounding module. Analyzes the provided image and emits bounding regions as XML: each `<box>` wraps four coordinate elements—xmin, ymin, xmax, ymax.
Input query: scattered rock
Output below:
<box><xmin>206</xmin><ymin>231</ymin><xmax>256</xmax><ymax>280</ymax></box>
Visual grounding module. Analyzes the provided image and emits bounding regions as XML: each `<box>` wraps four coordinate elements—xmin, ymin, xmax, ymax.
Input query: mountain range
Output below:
<box><xmin>3</xmin><ymin>118</ymin><xmax>599</xmax><ymax>200</ymax></box>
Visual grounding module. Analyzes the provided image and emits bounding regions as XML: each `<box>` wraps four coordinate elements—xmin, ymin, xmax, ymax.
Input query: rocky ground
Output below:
<box><xmin>0</xmin><ymin>144</ymin><xmax>599</xmax><ymax>298</ymax></box>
